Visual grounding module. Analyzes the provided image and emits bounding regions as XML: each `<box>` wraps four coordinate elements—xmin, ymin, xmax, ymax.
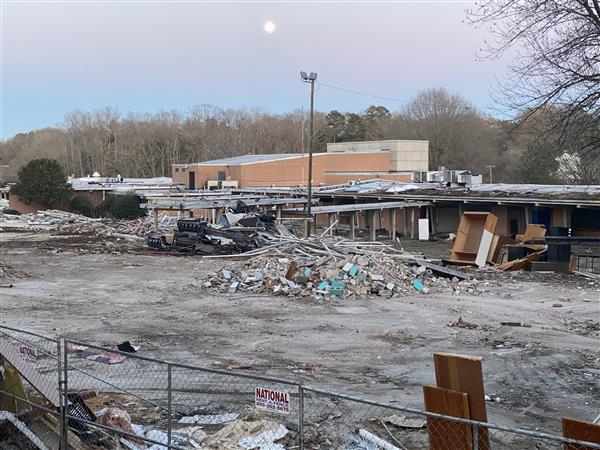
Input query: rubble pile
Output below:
<box><xmin>196</xmin><ymin>246</ymin><xmax>483</xmax><ymax>299</ymax></box>
<box><xmin>0</xmin><ymin>210</ymin><xmax>146</xmax><ymax>240</ymax></box>
<box><xmin>114</xmin><ymin>212</ymin><xmax>178</xmax><ymax>236</ymax></box>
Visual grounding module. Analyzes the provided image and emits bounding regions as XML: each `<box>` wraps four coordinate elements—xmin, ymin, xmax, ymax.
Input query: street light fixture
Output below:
<box><xmin>300</xmin><ymin>70</ymin><xmax>317</xmax><ymax>236</ymax></box>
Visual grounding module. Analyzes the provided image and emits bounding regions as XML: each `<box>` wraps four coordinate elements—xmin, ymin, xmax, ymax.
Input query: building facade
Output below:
<box><xmin>172</xmin><ymin>140</ymin><xmax>430</xmax><ymax>189</ymax></box>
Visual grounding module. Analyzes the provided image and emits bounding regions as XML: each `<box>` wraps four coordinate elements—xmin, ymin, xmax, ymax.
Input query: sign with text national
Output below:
<box><xmin>255</xmin><ymin>387</ymin><xmax>290</xmax><ymax>415</ymax></box>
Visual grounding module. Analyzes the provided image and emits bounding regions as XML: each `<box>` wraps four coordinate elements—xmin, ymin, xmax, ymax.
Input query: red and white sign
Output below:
<box><xmin>19</xmin><ymin>345</ymin><xmax>38</xmax><ymax>364</ymax></box>
<box><xmin>255</xmin><ymin>387</ymin><xmax>290</xmax><ymax>415</ymax></box>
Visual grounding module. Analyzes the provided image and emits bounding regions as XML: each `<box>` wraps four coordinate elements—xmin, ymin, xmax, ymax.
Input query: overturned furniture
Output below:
<box><xmin>448</xmin><ymin>212</ymin><xmax>498</xmax><ymax>268</ymax></box>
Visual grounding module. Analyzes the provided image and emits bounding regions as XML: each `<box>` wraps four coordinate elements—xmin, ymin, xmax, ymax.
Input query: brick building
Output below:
<box><xmin>172</xmin><ymin>140</ymin><xmax>429</xmax><ymax>189</ymax></box>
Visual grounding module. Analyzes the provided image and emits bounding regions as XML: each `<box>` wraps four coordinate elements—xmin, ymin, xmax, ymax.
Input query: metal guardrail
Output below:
<box><xmin>1</xmin><ymin>326</ymin><xmax>599</xmax><ymax>450</ymax></box>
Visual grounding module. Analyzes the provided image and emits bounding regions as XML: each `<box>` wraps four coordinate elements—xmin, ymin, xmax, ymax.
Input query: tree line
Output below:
<box><xmin>2</xmin><ymin>87</ymin><xmax>597</xmax><ymax>184</ymax></box>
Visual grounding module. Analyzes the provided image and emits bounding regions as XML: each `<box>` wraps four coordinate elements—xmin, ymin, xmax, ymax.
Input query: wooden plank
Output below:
<box><xmin>499</xmin><ymin>248</ymin><xmax>546</xmax><ymax>271</ymax></box>
<box><xmin>562</xmin><ymin>418</ymin><xmax>600</xmax><ymax>450</ymax></box>
<box><xmin>475</xmin><ymin>229</ymin><xmax>494</xmax><ymax>267</ymax></box>
<box><xmin>423</xmin><ymin>385</ymin><xmax>472</xmax><ymax>450</ymax></box>
<box><xmin>434</xmin><ymin>352</ymin><xmax>490</xmax><ymax>450</ymax></box>
<box><xmin>0</xmin><ymin>338</ymin><xmax>60</xmax><ymax>407</ymax></box>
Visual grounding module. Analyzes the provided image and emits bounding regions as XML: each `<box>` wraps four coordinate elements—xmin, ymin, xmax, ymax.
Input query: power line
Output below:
<box><xmin>317</xmin><ymin>81</ymin><xmax>508</xmax><ymax>115</ymax></box>
<box><xmin>317</xmin><ymin>82</ymin><xmax>412</xmax><ymax>104</ymax></box>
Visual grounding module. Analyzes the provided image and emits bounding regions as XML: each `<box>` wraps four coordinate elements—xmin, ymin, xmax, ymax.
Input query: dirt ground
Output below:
<box><xmin>1</xmin><ymin>231</ymin><xmax>598</xmax><ymax>435</ymax></box>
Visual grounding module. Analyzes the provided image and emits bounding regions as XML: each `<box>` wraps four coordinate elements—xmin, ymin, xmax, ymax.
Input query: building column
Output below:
<box><xmin>369</xmin><ymin>211</ymin><xmax>376</xmax><ymax>241</ymax></box>
<box><xmin>410</xmin><ymin>208</ymin><xmax>416</xmax><ymax>239</ymax></box>
<box><xmin>350</xmin><ymin>212</ymin><xmax>356</xmax><ymax>240</ymax></box>
<box><xmin>328</xmin><ymin>213</ymin><xmax>335</xmax><ymax>236</ymax></box>
<box><xmin>153</xmin><ymin>209</ymin><xmax>159</xmax><ymax>232</ymax></box>
<box><xmin>390</xmin><ymin>208</ymin><xmax>397</xmax><ymax>240</ymax></box>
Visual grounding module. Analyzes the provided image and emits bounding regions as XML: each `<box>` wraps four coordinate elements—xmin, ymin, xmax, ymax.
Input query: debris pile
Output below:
<box><xmin>196</xmin><ymin>236</ymin><xmax>481</xmax><ymax>298</ymax></box>
<box><xmin>114</xmin><ymin>212</ymin><xmax>178</xmax><ymax>236</ymax></box>
<box><xmin>148</xmin><ymin>212</ymin><xmax>280</xmax><ymax>254</ymax></box>
<box><xmin>0</xmin><ymin>210</ymin><xmax>146</xmax><ymax>240</ymax></box>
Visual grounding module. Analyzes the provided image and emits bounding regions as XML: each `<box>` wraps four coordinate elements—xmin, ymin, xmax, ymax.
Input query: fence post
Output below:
<box><xmin>472</xmin><ymin>423</ymin><xmax>479</xmax><ymax>450</ymax></box>
<box><xmin>298</xmin><ymin>385</ymin><xmax>304</xmax><ymax>450</ymax></box>
<box><xmin>57</xmin><ymin>338</ymin><xmax>65</xmax><ymax>450</ymax></box>
<box><xmin>61</xmin><ymin>339</ymin><xmax>69</xmax><ymax>449</ymax></box>
<box><xmin>167</xmin><ymin>363</ymin><xmax>172</xmax><ymax>448</ymax></box>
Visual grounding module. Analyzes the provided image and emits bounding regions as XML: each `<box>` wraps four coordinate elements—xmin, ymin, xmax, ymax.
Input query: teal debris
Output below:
<box><xmin>317</xmin><ymin>281</ymin><xmax>330</xmax><ymax>291</ymax></box>
<box><xmin>412</xmin><ymin>279</ymin><xmax>425</xmax><ymax>292</ymax></box>
<box><xmin>330</xmin><ymin>280</ymin><xmax>345</xmax><ymax>297</ymax></box>
<box><xmin>348</xmin><ymin>265</ymin><xmax>359</xmax><ymax>277</ymax></box>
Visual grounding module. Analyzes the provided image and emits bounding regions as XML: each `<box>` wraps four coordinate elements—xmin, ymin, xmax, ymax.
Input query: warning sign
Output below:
<box><xmin>255</xmin><ymin>387</ymin><xmax>290</xmax><ymax>415</ymax></box>
<box><xmin>19</xmin><ymin>345</ymin><xmax>38</xmax><ymax>364</ymax></box>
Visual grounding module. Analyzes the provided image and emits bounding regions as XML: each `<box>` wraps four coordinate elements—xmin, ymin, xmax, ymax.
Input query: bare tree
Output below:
<box><xmin>467</xmin><ymin>0</ymin><xmax>600</xmax><ymax>163</ymax></box>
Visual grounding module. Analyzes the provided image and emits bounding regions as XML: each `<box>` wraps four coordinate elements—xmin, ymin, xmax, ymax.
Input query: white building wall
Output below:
<box><xmin>326</xmin><ymin>140</ymin><xmax>429</xmax><ymax>171</ymax></box>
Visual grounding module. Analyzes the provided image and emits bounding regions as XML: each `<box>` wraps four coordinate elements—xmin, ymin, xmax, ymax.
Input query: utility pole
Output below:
<box><xmin>300</xmin><ymin>71</ymin><xmax>317</xmax><ymax>236</ymax></box>
<box><xmin>486</xmin><ymin>165</ymin><xmax>495</xmax><ymax>184</ymax></box>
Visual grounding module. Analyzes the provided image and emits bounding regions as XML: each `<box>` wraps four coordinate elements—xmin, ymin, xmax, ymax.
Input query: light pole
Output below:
<box><xmin>300</xmin><ymin>71</ymin><xmax>317</xmax><ymax>236</ymax></box>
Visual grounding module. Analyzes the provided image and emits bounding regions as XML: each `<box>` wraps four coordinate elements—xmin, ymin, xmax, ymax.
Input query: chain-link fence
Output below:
<box><xmin>0</xmin><ymin>325</ymin><xmax>65</xmax><ymax>448</ymax></box>
<box><xmin>1</xmin><ymin>325</ymin><xmax>599</xmax><ymax>450</ymax></box>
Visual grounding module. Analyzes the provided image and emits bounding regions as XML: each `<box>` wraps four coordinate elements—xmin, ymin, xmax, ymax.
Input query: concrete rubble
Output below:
<box><xmin>196</xmin><ymin>249</ymin><xmax>486</xmax><ymax>299</ymax></box>
<box><xmin>0</xmin><ymin>209</ymin><xmax>180</xmax><ymax>238</ymax></box>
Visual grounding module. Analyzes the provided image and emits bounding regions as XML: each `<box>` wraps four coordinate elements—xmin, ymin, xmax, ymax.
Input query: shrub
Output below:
<box><xmin>96</xmin><ymin>194</ymin><xmax>144</xmax><ymax>219</ymax></box>
<box><xmin>70</xmin><ymin>196</ymin><xmax>94</xmax><ymax>217</ymax></box>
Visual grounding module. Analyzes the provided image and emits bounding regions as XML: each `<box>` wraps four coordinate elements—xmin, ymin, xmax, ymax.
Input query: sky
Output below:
<box><xmin>0</xmin><ymin>1</ymin><xmax>511</xmax><ymax>140</ymax></box>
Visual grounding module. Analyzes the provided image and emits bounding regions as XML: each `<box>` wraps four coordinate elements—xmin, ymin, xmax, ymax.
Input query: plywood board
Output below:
<box><xmin>423</xmin><ymin>385</ymin><xmax>472</xmax><ymax>450</ymax></box>
<box><xmin>499</xmin><ymin>248</ymin><xmax>546</xmax><ymax>271</ymax></box>
<box><xmin>418</xmin><ymin>218</ymin><xmax>429</xmax><ymax>241</ymax></box>
<box><xmin>562</xmin><ymin>418</ymin><xmax>600</xmax><ymax>450</ymax></box>
<box><xmin>475</xmin><ymin>229</ymin><xmax>494</xmax><ymax>267</ymax></box>
<box><xmin>434</xmin><ymin>352</ymin><xmax>490</xmax><ymax>450</ymax></box>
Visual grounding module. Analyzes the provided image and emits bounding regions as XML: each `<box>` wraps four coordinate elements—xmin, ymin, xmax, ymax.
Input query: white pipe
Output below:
<box><xmin>357</xmin><ymin>428</ymin><xmax>402</xmax><ymax>450</ymax></box>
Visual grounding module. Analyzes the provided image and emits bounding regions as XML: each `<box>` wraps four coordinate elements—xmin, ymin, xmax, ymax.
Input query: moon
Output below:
<box><xmin>263</xmin><ymin>20</ymin><xmax>276</xmax><ymax>34</ymax></box>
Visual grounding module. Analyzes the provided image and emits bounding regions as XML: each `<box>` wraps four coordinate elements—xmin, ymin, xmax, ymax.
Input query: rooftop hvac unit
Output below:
<box><xmin>456</xmin><ymin>173</ymin><xmax>472</xmax><ymax>185</ymax></box>
<box><xmin>412</xmin><ymin>171</ymin><xmax>423</xmax><ymax>183</ymax></box>
<box><xmin>220</xmin><ymin>180</ymin><xmax>239</xmax><ymax>189</ymax></box>
<box><xmin>206</xmin><ymin>180</ymin><xmax>219</xmax><ymax>190</ymax></box>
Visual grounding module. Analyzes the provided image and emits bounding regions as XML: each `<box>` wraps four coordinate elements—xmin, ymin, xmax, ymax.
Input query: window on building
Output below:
<box><xmin>175</xmin><ymin>168</ymin><xmax>179</xmax><ymax>172</ymax></box>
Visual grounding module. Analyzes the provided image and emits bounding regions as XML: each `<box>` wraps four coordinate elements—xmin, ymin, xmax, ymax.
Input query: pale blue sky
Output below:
<box><xmin>1</xmin><ymin>1</ymin><xmax>510</xmax><ymax>139</ymax></box>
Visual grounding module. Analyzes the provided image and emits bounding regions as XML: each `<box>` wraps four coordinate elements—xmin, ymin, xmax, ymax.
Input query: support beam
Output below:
<box><xmin>369</xmin><ymin>211</ymin><xmax>376</xmax><ymax>241</ymax></box>
<box><xmin>153</xmin><ymin>209</ymin><xmax>159</xmax><ymax>232</ymax></box>
<box><xmin>390</xmin><ymin>208</ymin><xmax>397</xmax><ymax>240</ymax></box>
<box><xmin>350</xmin><ymin>212</ymin><xmax>356</xmax><ymax>240</ymax></box>
<box><xmin>328</xmin><ymin>213</ymin><xmax>335</xmax><ymax>236</ymax></box>
<box><xmin>410</xmin><ymin>208</ymin><xmax>415</xmax><ymax>239</ymax></box>
<box><xmin>430</xmin><ymin>206</ymin><xmax>437</xmax><ymax>235</ymax></box>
